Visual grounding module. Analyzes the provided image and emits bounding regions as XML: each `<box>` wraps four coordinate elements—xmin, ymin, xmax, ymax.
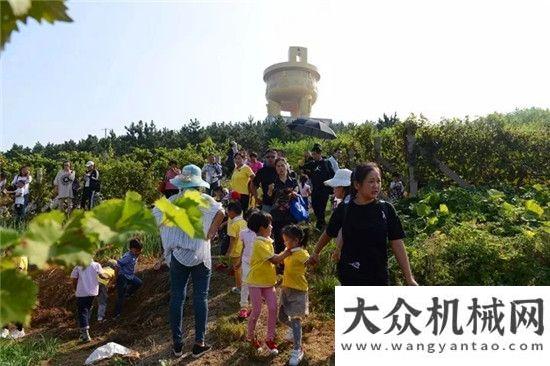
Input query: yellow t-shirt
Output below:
<box><xmin>227</xmin><ymin>216</ymin><xmax>247</xmax><ymax>257</ymax></box>
<box><xmin>247</xmin><ymin>236</ymin><xmax>277</xmax><ymax>287</ymax></box>
<box><xmin>282</xmin><ymin>248</ymin><xmax>310</xmax><ymax>291</ymax></box>
<box><xmin>230</xmin><ymin>165</ymin><xmax>254</xmax><ymax>195</ymax></box>
<box><xmin>14</xmin><ymin>256</ymin><xmax>28</xmax><ymax>273</ymax></box>
<box><xmin>98</xmin><ymin>267</ymin><xmax>115</xmax><ymax>286</ymax></box>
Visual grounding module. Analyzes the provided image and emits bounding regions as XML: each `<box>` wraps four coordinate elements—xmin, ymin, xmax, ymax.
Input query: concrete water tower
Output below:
<box><xmin>264</xmin><ymin>47</ymin><xmax>320</xmax><ymax>118</ymax></box>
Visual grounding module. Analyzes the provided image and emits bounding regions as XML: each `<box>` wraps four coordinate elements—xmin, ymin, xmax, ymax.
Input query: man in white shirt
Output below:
<box><xmin>53</xmin><ymin>161</ymin><xmax>76</xmax><ymax>213</ymax></box>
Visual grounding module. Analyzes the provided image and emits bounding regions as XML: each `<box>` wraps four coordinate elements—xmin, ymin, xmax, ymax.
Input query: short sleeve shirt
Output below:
<box><xmin>239</xmin><ymin>228</ymin><xmax>256</xmax><ymax>265</ymax></box>
<box><xmin>282</xmin><ymin>247</ymin><xmax>310</xmax><ymax>291</ymax></box>
<box><xmin>326</xmin><ymin>199</ymin><xmax>405</xmax><ymax>284</ymax></box>
<box><xmin>230</xmin><ymin>165</ymin><xmax>254</xmax><ymax>195</ymax></box>
<box><xmin>247</xmin><ymin>236</ymin><xmax>277</xmax><ymax>287</ymax></box>
<box><xmin>71</xmin><ymin>262</ymin><xmax>103</xmax><ymax>297</ymax></box>
<box><xmin>98</xmin><ymin>267</ymin><xmax>115</xmax><ymax>286</ymax></box>
<box><xmin>227</xmin><ymin>216</ymin><xmax>247</xmax><ymax>257</ymax></box>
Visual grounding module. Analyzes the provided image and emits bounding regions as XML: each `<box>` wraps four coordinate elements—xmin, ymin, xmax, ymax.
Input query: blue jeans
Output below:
<box><xmin>114</xmin><ymin>274</ymin><xmax>142</xmax><ymax>316</ymax></box>
<box><xmin>169</xmin><ymin>255</ymin><xmax>211</xmax><ymax>348</ymax></box>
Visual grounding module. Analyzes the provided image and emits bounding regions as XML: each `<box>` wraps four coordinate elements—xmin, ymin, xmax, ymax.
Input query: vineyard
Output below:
<box><xmin>0</xmin><ymin>108</ymin><xmax>549</xmax><ymax>365</ymax></box>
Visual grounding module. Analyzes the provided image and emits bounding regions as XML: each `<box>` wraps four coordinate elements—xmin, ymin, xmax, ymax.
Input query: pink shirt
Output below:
<box><xmin>71</xmin><ymin>261</ymin><xmax>103</xmax><ymax>297</ymax></box>
<box><xmin>247</xmin><ymin>160</ymin><xmax>264</xmax><ymax>174</ymax></box>
<box><xmin>239</xmin><ymin>228</ymin><xmax>257</xmax><ymax>265</ymax></box>
<box><xmin>165</xmin><ymin>168</ymin><xmax>180</xmax><ymax>190</ymax></box>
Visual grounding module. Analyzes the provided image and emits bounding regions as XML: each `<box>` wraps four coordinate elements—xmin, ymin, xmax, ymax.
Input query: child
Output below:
<box><xmin>227</xmin><ymin>201</ymin><xmax>247</xmax><ymax>294</ymax></box>
<box><xmin>298</xmin><ymin>175</ymin><xmax>311</xmax><ymax>211</ymax></box>
<box><xmin>279</xmin><ymin>225</ymin><xmax>310</xmax><ymax>366</ymax></box>
<box><xmin>246</xmin><ymin>211</ymin><xmax>292</xmax><ymax>355</ymax></box>
<box><xmin>71</xmin><ymin>260</ymin><xmax>109</xmax><ymax>342</ymax></box>
<box><xmin>113</xmin><ymin>239</ymin><xmax>143</xmax><ymax>318</ymax></box>
<box><xmin>97</xmin><ymin>259</ymin><xmax>117</xmax><ymax>322</ymax></box>
<box><xmin>237</xmin><ymin>208</ymin><xmax>260</xmax><ymax>319</ymax></box>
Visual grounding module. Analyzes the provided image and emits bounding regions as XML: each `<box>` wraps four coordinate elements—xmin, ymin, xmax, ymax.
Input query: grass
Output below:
<box><xmin>212</xmin><ymin>315</ymin><xmax>247</xmax><ymax>343</ymax></box>
<box><xmin>0</xmin><ymin>335</ymin><xmax>60</xmax><ymax>366</ymax></box>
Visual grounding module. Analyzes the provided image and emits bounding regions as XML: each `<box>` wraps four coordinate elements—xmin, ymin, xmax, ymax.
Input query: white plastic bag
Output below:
<box><xmin>84</xmin><ymin>342</ymin><xmax>139</xmax><ymax>365</ymax></box>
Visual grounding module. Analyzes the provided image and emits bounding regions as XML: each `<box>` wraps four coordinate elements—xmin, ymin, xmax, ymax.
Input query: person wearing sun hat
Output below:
<box><xmin>324</xmin><ymin>168</ymin><xmax>352</xmax><ymax>209</ymax></box>
<box><xmin>152</xmin><ymin>164</ymin><xmax>225</xmax><ymax>359</ymax></box>
<box><xmin>324</xmin><ymin>168</ymin><xmax>352</xmax><ymax>263</ymax></box>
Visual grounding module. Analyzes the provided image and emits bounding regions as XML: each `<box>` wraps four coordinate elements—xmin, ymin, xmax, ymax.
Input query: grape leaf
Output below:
<box><xmin>14</xmin><ymin>211</ymin><xmax>64</xmax><ymax>269</ymax></box>
<box><xmin>154</xmin><ymin>190</ymin><xmax>208</xmax><ymax>239</ymax></box>
<box><xmin>0</xmin><ymin>227</ymin><xmax>20</xmax><ymax>249</ymax></box>
<box><xmin>49</xmin><ymin>209</ymin><xmax>97</xmax><ymax>267</ymax></box>
<box><xmin>1</xmin><ymin>0</ymin><xmax>73</xmax><ymax>50</ymax></box>
<box><xmin>83</xmin><ymin>191</ymin><xmax>157</xmax><ymax>247</ymax></box>
<box><xmin>0</xmin><ymin>269</ymin><xmax>38</xmax><ymax>325</ymax></box>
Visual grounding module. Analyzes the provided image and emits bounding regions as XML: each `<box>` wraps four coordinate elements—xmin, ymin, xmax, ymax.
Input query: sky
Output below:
<box><xmin>1</xmin><ymin>0</ymin><xmax>550</xmax><ymax>150</ymax></box>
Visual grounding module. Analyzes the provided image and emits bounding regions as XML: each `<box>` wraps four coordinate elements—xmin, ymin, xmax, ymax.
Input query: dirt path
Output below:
<box><xmin>30</xmin><ymin>257</ymin><xmax>335</xmax><ymax>365</ymax></box>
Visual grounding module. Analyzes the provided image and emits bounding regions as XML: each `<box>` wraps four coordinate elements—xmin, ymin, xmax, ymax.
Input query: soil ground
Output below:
<box><xmin>27</xmin><ymin>256</ymin><xmax>335</xmax><ymax>365</ymax></box>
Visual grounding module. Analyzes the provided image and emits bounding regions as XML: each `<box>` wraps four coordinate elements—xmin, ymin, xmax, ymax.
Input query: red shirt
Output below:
<box><xmin>165</xmin><ymin>168</ymin><xmax>180</xmax><ymax>190</ymax></box>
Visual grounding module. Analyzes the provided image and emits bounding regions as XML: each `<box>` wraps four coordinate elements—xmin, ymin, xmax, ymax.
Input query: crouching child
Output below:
<box><xmin>113</xmin><ymin>239</ymin><xmax>143</xmax><ymax>318</ymax></box>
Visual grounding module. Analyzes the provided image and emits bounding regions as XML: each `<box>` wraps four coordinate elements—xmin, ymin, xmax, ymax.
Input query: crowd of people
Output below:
<box><xmin>149</xmin><ymin>143</ymin><xmax>414</xmax><ymax>364</ymax></box>
<box><xmin>2</xmin><ymin>142</ymin><xmax>413</xmax><ymax>365</ymax></box>
<box><xmin>0</xmin><ymin>160</ymin><xmax>101</xmax><ymax>223</ymax></box>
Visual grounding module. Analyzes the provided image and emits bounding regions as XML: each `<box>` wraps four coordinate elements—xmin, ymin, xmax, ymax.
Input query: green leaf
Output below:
<box><xmin>154</xmin><ymin>191</ymin><xmax>208</xmax><ymax>239</ymax></box>
<box><xmin>427</xmin><ymin>216</ymin><xmax>439</xmax><ymax>226</ymax></box>
<box><xmin>524</xmin><ymin>199</ymin><xmax>544</xmax><ymax>217</ymax></box>
<box><xmin>14</xmin><ymin>211</ymin><xmax>64</xmax><ymax>268</ymax></box>
<box><xmin>49</xmin><ymin>209</ymin><xmax>97</xmax><ymax>267</ymax></box>
<box><xmin>0</xmin><ymin>227</ymin><xmax>20</xmax><ymax>249</ymax></box>
<box><xmin>438</xmin><ymin>204</ymin><xmax>449</xmax><ymax>216</ymax></box>
<box><xmin>500</xmin><ymin>201</ymin><xmax>515</xmax><ymax>213</ymax></box>
<box><xmin>487</xmin><ymin>189</ymin><xmax>505</xmax><ymax>200</ymax></box>
<box><xmin>414</xmin><ymin>203</ymin><xmax>432</xmax><ymax>218</ymax></box>
<box><xmin>1</xmin><ymin>0</ymin><xmax>72</xmax><ymax>50</ymax></box>
<box><xmin>83</xmin><ymin>192</ymin><xmax>157</xmax><ymax>247</ymax></box>
<box><xmin>0</xmin><ymin>269</ymin><xmax>38</xmax><ymax>325</ymax></box>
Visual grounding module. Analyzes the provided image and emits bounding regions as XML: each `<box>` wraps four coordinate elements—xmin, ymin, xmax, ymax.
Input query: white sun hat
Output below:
<box><xmin>85</xmin><ymin>161</ymin><xmax>95</xmax><ymax>167</ymax></box>
<box><xmin>324</xmin><ymin>168</ymin><xmax>352</xmax><ymax>188</ymax></box>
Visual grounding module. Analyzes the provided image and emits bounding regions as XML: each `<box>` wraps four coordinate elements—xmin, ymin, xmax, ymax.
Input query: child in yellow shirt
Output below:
<box><xmin>279</xmin><ymin>225</ymin><xmax>310</xmax><ymax>366</ymax></box>
<box><xmin>246</xmin><ymin>211</ymin><xmax>291</xmax><ymax>355</ymax></box>
<box><xmin>97</xmin><ymin>259</ymin><xmax>117</xmax><ymax>322</ymax></box>
<box><xmin>227</xmin><ymin>201</ymin><xmax>247</xmax><ymax>294</ymax></box>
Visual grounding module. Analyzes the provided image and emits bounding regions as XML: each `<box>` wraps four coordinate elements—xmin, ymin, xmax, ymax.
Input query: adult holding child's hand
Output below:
<box><xmin>152</xmin><ymin>164</ymin><xmax>225</xmax><ymax>359</ymax></box>
<box><xmin>307</xmin><ymin>163</ymin><xmax>418</xmax><ymax>286</ymax></box>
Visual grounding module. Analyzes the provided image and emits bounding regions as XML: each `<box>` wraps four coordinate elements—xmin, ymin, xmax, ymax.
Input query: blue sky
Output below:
<box><xmin>2</xmin><ymin>0</ymin><xmax>549</xmax><ymax>150</ymax></box>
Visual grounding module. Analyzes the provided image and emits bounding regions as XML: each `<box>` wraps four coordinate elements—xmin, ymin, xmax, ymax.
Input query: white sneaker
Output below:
<box><xmin>289</xmin><ymin>349</ymin><xmax>304</xmax><ymax>365</ymax></box>
<box><xmin>285</xmin><ymin>328</ymin><xmax>294</xmax><ymax>342</ymax></box>
<box><xmin>1</xmin><ymin>329</ymin><xmax>9</xmax><ymax>338</ymax></box>
<box><xmin>9</xmin><ymin>329</ymin><xmax>25</xmax><ymax>339</ymax></box>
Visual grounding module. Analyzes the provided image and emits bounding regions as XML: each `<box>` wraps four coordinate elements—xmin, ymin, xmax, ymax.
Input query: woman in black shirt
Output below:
<box><xmin>269</xmin><ymin>158</ymin><xmax>298</xmax><ymax>253</ymax></box>
<box><xmin>308</xmin><ymin>163</ymin><xmax>417</xmax><ymax>286</ymax></box>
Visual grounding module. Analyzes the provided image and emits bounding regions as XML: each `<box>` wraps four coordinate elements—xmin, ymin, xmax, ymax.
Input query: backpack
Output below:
<box><xmin>290</xmin><ymin>195</ymin><xmax>309</xmax><ymax>223</ymax></box>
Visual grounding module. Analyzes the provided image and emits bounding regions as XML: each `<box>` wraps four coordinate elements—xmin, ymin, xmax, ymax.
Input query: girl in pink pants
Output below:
<box><xmin>245</xmin><ymin>211</ymin><xmax>291</xmax><ymax>355</ymax></box>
